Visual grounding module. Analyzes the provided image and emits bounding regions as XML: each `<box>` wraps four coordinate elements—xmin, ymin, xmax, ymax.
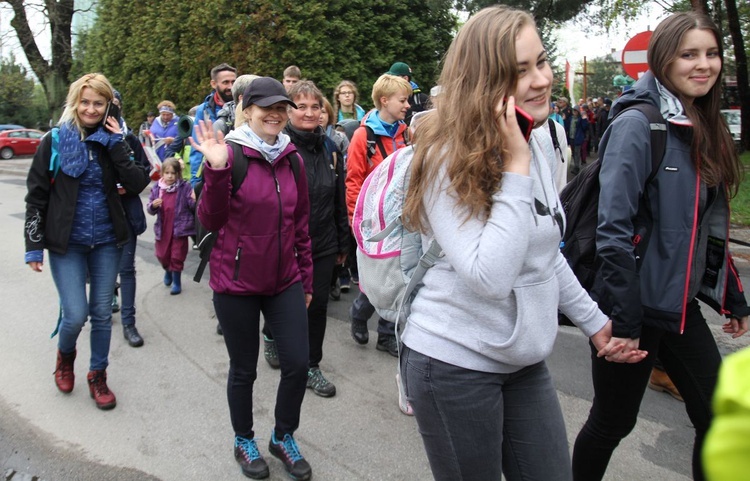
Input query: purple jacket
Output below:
<box><xmin>149</xmin><ymin>117</ymin><xmax>179</xmax><ymax>160</ymax></box>
<box><xmin>147</xmin><ymin>180</ymin><xmax>196</xmax><ymax>239</ymax></box>
<box><xmin>198</xmin><ymin>143</ymin><xmax>313</xmax><ymax>296</ymax></box>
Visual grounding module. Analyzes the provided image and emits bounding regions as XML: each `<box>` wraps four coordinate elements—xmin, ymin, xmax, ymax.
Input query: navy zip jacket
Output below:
<box><xmin>592</xmin><ymin>72</ymin><xmax>750</xmax><ymax>339</ymax></box>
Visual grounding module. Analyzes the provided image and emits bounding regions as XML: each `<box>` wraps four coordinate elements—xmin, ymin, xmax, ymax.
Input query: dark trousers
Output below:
<box><xmin>307</xmin><ymin>253</ymin><xmax>336</xmax><ymax>367</ymax></box>
<box><xmin>572</xmin><ymin>300</ymin><xmax>720</xmax><ymax>481</ymax></box>
<box><xmin>351</xmin><ymin>291</ymin><xmax>396</xmax><ymax>336</ymax></box>
<box><xmin>213</xmin><ymin>283</ymin><xmax>309</xmax><ymax>439</ymax></box>
<box><xmin>263</xmin><ymin>254</ymin><xmax>336</xmax><ymax>368</ymax></box>
<box><xmin>401</xmin><ymin>347</ymin><xmax>572</xmax><ymax>481</ymax></box>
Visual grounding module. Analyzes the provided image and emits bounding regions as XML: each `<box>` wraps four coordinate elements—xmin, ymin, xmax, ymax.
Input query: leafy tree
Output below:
<box><xmin>0</xmin><ymin>55</ymin><xmax>48</xmax><ymax>127</ymax></box>
<box><xmin>579</xmin><ymin>56</ymin><xmax>626</xmax><ymax>100</ymax></box>
<box><xmin>85</xmin><ymin>0</ymin><xmax>457</xmax><ymax>124</ymax></box>
<box><xmin>1</xmin><ymin>0</ymin><xmax>75</xmax><ymax>121</ymax></box>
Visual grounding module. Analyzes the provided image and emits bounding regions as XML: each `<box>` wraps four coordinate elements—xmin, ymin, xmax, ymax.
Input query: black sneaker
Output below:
<box><xmin>376</xmin><ymin>334</ymin><xmax>399</xmax><ymax>357</ymax></box>
<box><xmin>307</xmin><ymin>368</ymin><xmax>336</xmax><ymax>397</ymax></box>
<box><xmin>268</xmin><ymin>431</ymin><xmax>312</xmax><ymax>481</ymax></box>
<box><xmin>234</xmin><ymin>436</ymin><xmax>269</xmax><ymax>479</ymax></box>
<box><xmin>263</xmin><ymin>336</ymin><xmax>280</xmax><ymax>369</ymax></box>
<box><xmin>123</xmin><ymin>325</ymin><xmax>144</xmax><ymax>348</ymax></box>
<box><xmin>349</xmin><ymin>308</ymin><xmax>369</xmax><ymax>345</ymax></box>
<box><xmin>216</xmin><ymin>322</ymin><xmax>223</xmax><ymax>336</ymax></box>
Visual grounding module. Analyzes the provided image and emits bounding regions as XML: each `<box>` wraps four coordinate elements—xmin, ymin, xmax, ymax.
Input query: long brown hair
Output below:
<box><xmin>404</xmin><ymin>6</ymin><xmax>535</xmax><ymax>231</ymax></box>
<box><xmin>648</xmin><ymin>11</ymin><xmax>742</xmax><ymax>195</ymax></box>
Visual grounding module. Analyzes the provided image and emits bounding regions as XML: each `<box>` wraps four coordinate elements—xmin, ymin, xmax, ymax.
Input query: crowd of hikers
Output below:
<box><xmin>23</xmin><ymin>5</ymin><xmax>750</xmax><ymax>481</ymax></box>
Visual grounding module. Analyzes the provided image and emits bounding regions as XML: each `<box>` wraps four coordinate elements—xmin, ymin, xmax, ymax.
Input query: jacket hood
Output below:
<box><xmin>364</xmin><ymin>110</ymin><xmax>404</xmax><ymax>138</ymax></box>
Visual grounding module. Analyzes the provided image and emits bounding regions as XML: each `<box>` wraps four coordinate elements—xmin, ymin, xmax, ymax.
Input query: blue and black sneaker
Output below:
<box><xmin>268</xmin><ymin>430</ymin><xmax>312</xmax><ymax>480</ymax></box>
<box><xmin>234</xmin><ymin>436</ymin><xmax>269</xmax><ymax>479</ymax></box>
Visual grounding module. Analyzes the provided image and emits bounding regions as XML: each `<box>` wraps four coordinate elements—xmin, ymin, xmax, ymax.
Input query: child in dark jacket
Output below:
<box><xmin>147</xmin><ymin>157</ymin><xmax>196</xmax><ymax>294</ymax></box>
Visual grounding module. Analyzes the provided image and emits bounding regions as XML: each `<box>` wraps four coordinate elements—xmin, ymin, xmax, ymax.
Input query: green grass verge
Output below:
<box><xmin>730</xmin><ymin>151</ymin><xmax>750</xmax><ymax>226</ymax></box>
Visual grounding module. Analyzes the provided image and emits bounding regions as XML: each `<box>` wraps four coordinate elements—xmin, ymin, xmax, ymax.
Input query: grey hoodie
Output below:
<box><xmin>402</xmin><ymin>128</ymin><xmax>607</xmax><ymax>373</ymax></box>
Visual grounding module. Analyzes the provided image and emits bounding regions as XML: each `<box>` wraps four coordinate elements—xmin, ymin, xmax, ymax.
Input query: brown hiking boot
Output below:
<box><xmin>87</xmin><ymin>370</ymin><xmax>117</xmax><ymax>410</ymax></box>
<box><xmin>648</xmin><ymin>367</ymin><xmax>684</xmax><ymax>402</ymax></box>
<box><xmin>54</xmin><ymin>349</ymin><xmax>76</xmax><ymax>393</ymax></box>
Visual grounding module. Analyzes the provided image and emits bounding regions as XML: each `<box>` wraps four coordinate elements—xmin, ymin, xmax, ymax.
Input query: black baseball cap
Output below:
<box><xmin>242</xmin><ymin>77</ymin><xmax>297</xmax><ymax>110</ymax></box>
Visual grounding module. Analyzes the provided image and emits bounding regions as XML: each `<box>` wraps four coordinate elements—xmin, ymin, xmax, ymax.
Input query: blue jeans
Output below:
<box><xmin>401</xmin><ymin>346</ymin><xmax>572</xmax><ymax>481</ymax></box>
<box><xmin>49</xmin><ymin>242</ymin><xmax>123</xmax><ymax>371</ymax></box>
<box><xmin>118</xmin><ymin>223</ymin><xmax>137</xmax><ymax>327</ymax></box>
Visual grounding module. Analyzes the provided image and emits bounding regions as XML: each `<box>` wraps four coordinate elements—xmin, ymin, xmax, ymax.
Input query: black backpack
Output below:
<box><xmin>193</xmin><ymin>141</ymin><xmax>300</xmax><ymax>282</ymax></box>
<box><xmin>558</xmin><ymin>103</ymin><xmax>667</xmax><ymax>324</ymax></box>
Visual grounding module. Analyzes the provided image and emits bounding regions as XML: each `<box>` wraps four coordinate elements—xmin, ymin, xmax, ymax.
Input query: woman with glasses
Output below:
<box><xmin>333</xmin><ymin>80</ymin><xmax>366</xmax><ymax>122</ymax></box>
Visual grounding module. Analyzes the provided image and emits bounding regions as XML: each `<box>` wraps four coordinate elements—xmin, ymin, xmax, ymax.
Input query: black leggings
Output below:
<box><xmin>263</xmin><ymin>253</ymin><xmax>337</xmax><ymax>368</ymax></box>
<box><xmin>572</xmin><ymin>300</ymin><xmax>721</xmax><ymax>481</ymax></box>
<box><xmin>214</xmin><ymin>283</ymin><xmax>309</xmax><ymax>439</ymax></box>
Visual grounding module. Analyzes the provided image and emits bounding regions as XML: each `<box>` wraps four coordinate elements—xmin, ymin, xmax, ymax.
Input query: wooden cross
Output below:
<box><xmin>575</xmin><ymin>57</ymin><xmax>594</xmax><ymax>101</ymax></box>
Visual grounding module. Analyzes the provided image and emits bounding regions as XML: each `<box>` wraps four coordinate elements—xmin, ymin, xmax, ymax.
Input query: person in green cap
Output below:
<box><xmin>387</xmin><ymin>61</ymin><xmax>429</xmax><ymax>125</ymax></box>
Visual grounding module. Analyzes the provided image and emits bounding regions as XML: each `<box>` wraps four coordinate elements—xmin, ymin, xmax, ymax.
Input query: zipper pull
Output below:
<box><xmin>275</xmin><ymin>178</ymin><xmax>280</xmax><ymax>193</ymax></box>
<box><xmin>235</xmin><ymin>248</ymin><xmax>241</xmax><ymax>261</ymax></box>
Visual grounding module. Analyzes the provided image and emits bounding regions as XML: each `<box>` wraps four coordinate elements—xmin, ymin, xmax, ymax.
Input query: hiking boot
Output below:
<box><xmin>163</xmin><ymin>270</ymin><xmax>173</xmax><ymax>287</ymax></box>
<box><xmin>329</xmin><ymin>278</ymin><xmax>341</xmax><ymax>301</ymax></box>
<box><xmin>217</xmin><ymin>322</ymin><xmax>223</xmax><ymax>336</ymax></box>
<box><xmin>376</xmin><ymin>334</ymin><xmax>399</xmax><ymax>357</ymax></box>
<box><xmin>87</xmin><ymin>370</ymin><xmax>117</xmax><ymax>410</ymax></box>
<box><xmin>648</xmin><ymin>367</ymin><xmax>683</xmax><ymax>402</ymax></box>
<box><xmin>268</xmin><ymin>430</ymin><xmax>312</xmax><ymax>481</ymax></box>
<box><xmin>111</xmin><ymin>294</ymin><xmax>120</xmax><ymax>313</ymax></box>
<box><xmin>396</xmin><ymin>373</ymin><xmax>414</xmax><ymax>416</ymax></box>
<box><xmin>307</xmin><ymin>367</ymin><xmax>336</xmax><ymax>398</ymax></box>
<box><xmin>234</xmin><ymin>436</ymin><xmax>269</xmax><ymax>479</ymax></box>
<box><xmin>263</xmin><ymin>336</ymin><xmax>280</xmax><ymax>369</ymax></box>
<box><xmin>123</xmin><ymin>324</ymin><xmax>144</xmax><ymax>348</ymax></box>
<box><xmin>54</xmin><ymin>349</ymin><xmax>76</xmax><ymax>393</ymax></box>
<box><xmin>349</xmin><ymin>308</ymin><xmax>369</xmax><ymax>345</ymax></box>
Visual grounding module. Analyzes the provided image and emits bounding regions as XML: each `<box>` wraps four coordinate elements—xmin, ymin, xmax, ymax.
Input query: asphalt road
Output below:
<box><xmin>1</xmin><ymin>155</ymin><xmax>748</xmax><ymax>481</ymax></box>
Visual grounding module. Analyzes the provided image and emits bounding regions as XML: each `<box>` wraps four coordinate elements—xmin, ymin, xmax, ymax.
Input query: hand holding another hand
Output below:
<box><xmin>591</xmin><ymin>320</ymin><xmax>648</xmax><ymax>364</ymax></box>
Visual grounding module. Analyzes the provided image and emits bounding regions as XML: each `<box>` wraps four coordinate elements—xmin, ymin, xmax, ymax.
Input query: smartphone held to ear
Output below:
<box><xmin>102</xmin><ymin>102</ymin><xmax>121</xmax><ymax>128</ymax></box>
<box><xmin>514</xmin><ymin>106</ymin><xmax>533</xmax><ymax>142</ymax></box>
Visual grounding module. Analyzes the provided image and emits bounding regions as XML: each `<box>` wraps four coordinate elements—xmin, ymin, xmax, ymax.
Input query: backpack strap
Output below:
<box><xmin>194</xmin><ymin>141</ymin><xmax>250</xmax><ymax>282</ymax></box>
<box><xmin>49</xmin><ymin>127</ymin><xmax>60</xmax><ymax>182</ymax></box>
<box><xmin>365</xmin><ymin>125</ymin><xmax>388</xmax><ymax>166</ymax></box>
<box><xmin>547</xmin><ymin>119</ymin><xmax>563</xmax><ymax>163</ymax></box>
<box><xmin>622</xmin><ymin>104</ymin><xmax>667</xmax><ymax>183</ymax></box>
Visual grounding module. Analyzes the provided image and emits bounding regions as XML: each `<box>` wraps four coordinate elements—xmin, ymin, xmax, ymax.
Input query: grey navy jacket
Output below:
<box><xmin>592</xmin><ymin>71</ymin><xmax>750</xmax><ymax>339</ymax></box>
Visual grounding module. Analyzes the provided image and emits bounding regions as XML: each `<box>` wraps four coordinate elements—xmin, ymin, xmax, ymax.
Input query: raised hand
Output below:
<box><xmin>495</xmin><ymin>95</ymin><xmax>531</xmax><ymax>176</ymax></box>
<box><xmin>189</xmin><ymin>119</ymin><xmax>228</xmax><ymax>169</ymax></box>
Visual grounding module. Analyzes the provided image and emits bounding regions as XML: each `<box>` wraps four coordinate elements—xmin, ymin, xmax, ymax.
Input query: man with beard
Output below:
<box><xmin>189</xmin><ymin>63</ymin><xmax>237</xmax><ymax>186</ymax></box>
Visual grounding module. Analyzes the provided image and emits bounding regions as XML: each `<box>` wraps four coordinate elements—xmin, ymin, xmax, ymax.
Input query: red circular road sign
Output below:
<box><xmin>621</xmin><ymin>31</ymin><xmax>653</xmax><ymax>80</ymax></box>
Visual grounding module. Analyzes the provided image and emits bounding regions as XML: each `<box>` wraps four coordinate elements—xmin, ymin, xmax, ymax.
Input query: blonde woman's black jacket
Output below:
<box><xmin>592</xmin><ymin>72</ymin><xmax>750</xmax><ymax>339</ymax></box>
<box><xmin>25</xmin><ymin>129</ymin><xmax>151</xmax><ymax>256</ymax></box>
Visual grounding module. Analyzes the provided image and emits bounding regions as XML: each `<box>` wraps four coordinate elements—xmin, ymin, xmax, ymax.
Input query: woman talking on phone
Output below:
<box><xmin>24</xmin><ymin>73</ymin><xmax>150</xmax><ymax>410</ymax></box>
<box><xmin>398</xmin><ymin>7</ymin><xmax>645</xmax><ymax>480</ymax></box>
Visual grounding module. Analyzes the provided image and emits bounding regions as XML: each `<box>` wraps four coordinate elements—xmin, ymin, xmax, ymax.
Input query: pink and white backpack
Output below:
<box><xmin>352</xmin><ymin>146</ymin><xmax>442</xmax><ymax>323</ymax></box>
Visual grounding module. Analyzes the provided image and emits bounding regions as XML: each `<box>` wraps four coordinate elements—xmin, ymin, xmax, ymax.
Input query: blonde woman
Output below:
<box><xmin>25</xmin><ymin>73</ymin><xmax>150</xmax><ymax>409</ymax></box>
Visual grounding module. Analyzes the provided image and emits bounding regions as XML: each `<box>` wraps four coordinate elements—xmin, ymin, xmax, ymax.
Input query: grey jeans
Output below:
<box><xmin>401</xmin><ymin>346</ymin><xmax>572</xmax><ymax>481</ymax></box>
